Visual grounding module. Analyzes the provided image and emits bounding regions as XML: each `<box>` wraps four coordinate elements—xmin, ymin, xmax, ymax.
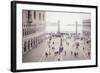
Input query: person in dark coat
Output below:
<box><xmin>58</xmin><ymin>58</ymin><xmax>60</xmax><ymax>61</ymax></box>
<box><xmin>45</xmin><ymin>52</ymin><xmax>48</xmax><ymax>57</ymax></box>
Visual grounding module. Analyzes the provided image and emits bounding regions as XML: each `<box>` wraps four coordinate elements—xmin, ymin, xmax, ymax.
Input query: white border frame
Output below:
<box><xmin>16</xmin><ymin>3</ymin><xmax>96</xmax><ymax>70</ymax></box>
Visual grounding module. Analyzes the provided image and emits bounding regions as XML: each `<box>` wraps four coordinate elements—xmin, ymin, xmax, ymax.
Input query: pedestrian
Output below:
<box><xmin>71</xmin><ymin>51</ymin><xmax>73</xmax><ymax>55</ymax></box>
<box><xmin>52</xmin><ymin>41</ymin><xmax>54</xmax><ymax>44</ymax></box>
<box><xmin>76</xmin><ymin>42</ymin><xmax>79</xmax><ymax>49</ymax></box>
<box><xmin>88</xmin><ymin>52</ymin><xmax>90</xmax><ymax>56</ymax></box>
<box><xmin>52</xmin><ymin>46</ymin><xmax>55</xmax><ymax>50</ymax></box>
<box><xmin>56</xmin><ymin>51</ymin><xmax>58</xmax><ymax>55</ymax></box>
<box><xmin>87</xmin><ymin>41</ymin><xmax>88</xmax><ymax>44</ymax></box>
<box><xmin>65</xmin><ymin>51</ymin><xmax>66</xmax><ymax>56</ymax></box>
<box><xmin>48</xmin><ymin>44</ymin><xmax>50</xmax><ymax>48</ymax></box>
<box><xmin>58</xmin><ymin>58</ymin><xmax>60</xmax><ymax>61</ymax></box>
<box><xmin>49</xmin><ymin>49</ymin><xmax>51</xmax><ymax>55</ymax></box>
<box><xmin>83</xmin><ymin>47</ymin><xmax>84</xmax><ymax>50</ymax></box>
<box><xmin>45</xmin><ymin>52</ymin><xmax>48</xmax><ymax>58</ymax></box>
<box><xmin>74</xmin><ymin>52</ymin><xmax>77</xmax><ymax>57</ymax></box>
<box><xmin>54</xmin><ymin>51</ymin><xmax>58</xmax><ymax>56</ymax></box>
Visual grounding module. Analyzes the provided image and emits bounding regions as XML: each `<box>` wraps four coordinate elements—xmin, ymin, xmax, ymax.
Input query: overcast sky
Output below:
<box><xmin>45</xmin><ymin>11</ymin><xmax>91</xmax><ymax>33</ymax></box>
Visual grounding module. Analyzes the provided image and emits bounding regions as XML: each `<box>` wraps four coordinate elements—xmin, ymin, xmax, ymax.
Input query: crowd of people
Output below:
<box><xmin>43</xmin><ymin>32</ymin><xmax>91</xmax><ymax>61</ymax></box>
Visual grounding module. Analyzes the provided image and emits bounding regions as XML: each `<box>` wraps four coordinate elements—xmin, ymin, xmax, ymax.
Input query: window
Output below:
<box><xmin>23</xmin><ymin>29</ymin><xmax>24</xmax><ymax>36</ymax></box>
<box><xmin>34</xmin><ymin>10</ymin><xmax>36</xmax><ymax>19</ymax></box>
<box><xmin>31</xmin><ymin>39</ymin><xmax>33</xmax><ymax>47</ymax></box>
<box><xmin>34</xmin><ymin>37</ymin><xmax>35</xmax><ymax>46</ymax></box>
<box><xmin>24</xmin><ymin>29</ymin><xmax>26</xmax><ymax>36</ymax></box>
<box><xmin>28</xmin><ymin>40</ymin><xmax>30</xmax><ymax>50</ymax></box>
<box><xmin>28</xmin><ymin>10</ymin><xmax>31</xmax><ymax>19</ymax></box>
<box><xmin>43</xmin><ymin>13</ymin><xmax>45</xmax><ymax>20</ymax></box>
<box><xmin>24</xmin><ymin>41</ymin><xmax>27</xmax><ymax>52</ymax></box>
<box><xmin>39</xmin><ymin>13</ymin><xmax>41</xmax><ymax>20</ymax></box>
<box><xmin>27</xmin><ymin>10</ymin><xmax>32</xmax><ymax>23</ymax></box>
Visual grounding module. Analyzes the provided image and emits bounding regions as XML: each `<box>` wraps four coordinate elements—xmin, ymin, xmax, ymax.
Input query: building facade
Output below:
<box><xmin>82</xmin><ymin>19</ymin><xmax>91</xmax><ymax>38</ymax></box>
<box><xmin>22</xmin><ymin>10</ymin><xmax>46</xmax><ymax>55</ymax></box>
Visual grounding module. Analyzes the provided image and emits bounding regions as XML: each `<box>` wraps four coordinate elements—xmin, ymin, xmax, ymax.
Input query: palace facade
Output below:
<box><xmin>22</xmin><ymin>10</ymin><xmax>46</xmax><ymax>55</ymax></box>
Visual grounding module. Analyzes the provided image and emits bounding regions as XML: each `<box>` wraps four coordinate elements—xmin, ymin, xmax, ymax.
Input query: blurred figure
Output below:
<box><xmin>54</xmin><ymin>51</ymin><xmax>58</xmax><ymax>56</ymax></box>
<box><xmin>88</xmin><ymin>52</ymin><xmax>90</xmax><ymax>56</ymax></box>
<box><xmin>58</xmin><ymin>58</ymin><xmax>60</xmax><ymax>61</ymax></box>
<box><xmin>71</xmin><ymin>51</ymin><xmax>73</xmax><ymax>55</ymax></box>
<box><xmin>65</xmin><ymin>51</ymin><xmax>66</xmax><ymax>56</ymax></box>
<box><xmin>52</xmin><ymin>46</ymin><xmax>55</xmax><ymax>50</ymax></box>
<box><xmin>52</xmin><ymin>41</ymin><xmax>54</xmax><ymax>44</ymax></box>
<box><xmin>74</xmin><ymin>52</ymin><xmax>77</xmax><ymax>57</ymax></box>
<box><xmin>45</xmin><ymin>52</ymin><xmax>48</xmax><ymax>58</ymax></box>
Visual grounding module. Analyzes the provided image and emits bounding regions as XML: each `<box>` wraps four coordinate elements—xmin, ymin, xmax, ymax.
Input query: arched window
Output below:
<box><xmin>36</xmin><ymin>37</ymin><xmax>37</xmax><ymax>46</ymax></box>
<box><xmin>27</xmin><ymin>10</ymin><xmax>32</xmax><ymax>23</ymax></box>
<box><xmin>28</xmin><ymin>40</ymin><xmax>30</xmax><ymax>50</ymax></box>
<box><xmin>31</xmin><ymin>39</ymin><xmax>33</xmax><ymax>47</ymax></box>
<box><xmin>34</xmin><ymin>10</ymin><xmax>36</xmax><ymax>19</ymax></box>
<box><xmin>24</xmin><ymin>41</ymin><xmax>27</xmax><ymax>52</ymax></box>
<box><xmin>24</xmin><ymin>29</ymin><xmax>25</xmax><ymax>36</ymax></box>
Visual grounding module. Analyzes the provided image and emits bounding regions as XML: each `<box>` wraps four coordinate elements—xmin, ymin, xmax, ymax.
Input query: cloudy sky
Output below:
<box><xmin>45</xmin><ymin>11</ymin><xmax>91</xmax><ymax>33</ymax></box>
